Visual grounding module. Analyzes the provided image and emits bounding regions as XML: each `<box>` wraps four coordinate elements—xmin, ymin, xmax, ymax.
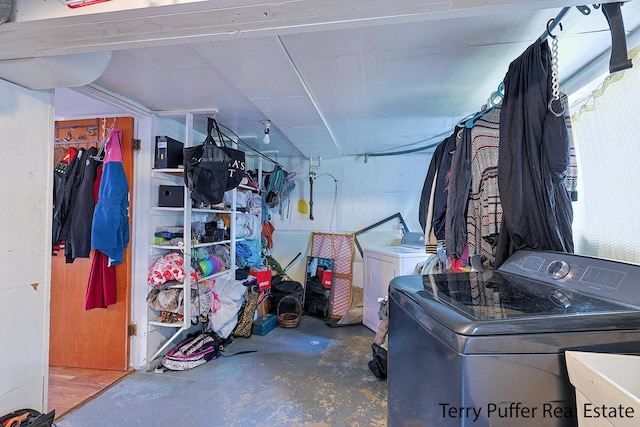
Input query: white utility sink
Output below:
<box><xmin>566</xmin><ymin>351</ymin><xmax>640</xmax><ymax>427</ymax></box>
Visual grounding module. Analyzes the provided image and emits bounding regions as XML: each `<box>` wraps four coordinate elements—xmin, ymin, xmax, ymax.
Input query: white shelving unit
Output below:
<box><xmin>145</xmin><ymin>113</ymin><xmax>240</xmax><ymax>370</ymax></box>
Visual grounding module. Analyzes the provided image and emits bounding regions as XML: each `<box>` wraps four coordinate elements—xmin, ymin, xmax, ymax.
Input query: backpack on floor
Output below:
<box><xmin>304</xmin><ymin>275</ymin><xmax>330</xmax><ymax>319</ymax></box>
<box><xmin>161</xmin><ymin>331</ymin><xmax>223</xmax><ymax>371</ymax></box>
<box><xmin>0</xmin><ymin>409</ymin><xmax>55</xmax><ymax>427</ymax></box>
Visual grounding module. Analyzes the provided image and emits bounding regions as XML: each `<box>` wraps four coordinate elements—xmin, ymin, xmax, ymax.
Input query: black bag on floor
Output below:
<box><xmin>270</xmin><ymin>275</ymin><xmax>304</xmax><ymax>315</ymax></box>
<box><xmin>368</xmin><ymin>343</ymin><xmax>387</xmax><ymax>380</ymax></box>
<box><xmin>0</xmin><ymin>409</ymin><xmax>55</xmax><ymax>427</ymax></box>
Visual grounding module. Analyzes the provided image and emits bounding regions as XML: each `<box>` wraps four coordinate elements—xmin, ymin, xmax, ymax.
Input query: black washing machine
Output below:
<box><xmin>388</xmin><ymin>249</ymin><xmax>640</xmax><ymax>427</ymax></box>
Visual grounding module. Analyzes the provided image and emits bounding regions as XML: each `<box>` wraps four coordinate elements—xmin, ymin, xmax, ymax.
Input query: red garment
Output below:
<box><xmin>93</xmin><ymin>163</ymin><xmax>103</xmax><ymax>204</ymax></box>
<box><xmin>262</xmin><ymin>220</ymin><xmax>275</xmax><ymax>249</ymax></box>
<box><xmin>85</xmin><ymin>163</ymin><xmax>115</xmax><ymax>310</ymax></box>
<box><xmin>84</xmin><ymin>250</ymin><xmax>117</xmax><ymax>310</ymax></box>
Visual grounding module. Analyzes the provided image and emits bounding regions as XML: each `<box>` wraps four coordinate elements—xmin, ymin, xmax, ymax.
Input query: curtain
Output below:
<box><xmin>571</xmin><ymin>46</ymin><xmax>640</xmax><ymax>263</ymax></box>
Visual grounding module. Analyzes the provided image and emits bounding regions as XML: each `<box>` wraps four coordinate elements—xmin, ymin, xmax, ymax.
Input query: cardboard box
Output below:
<box><xmin>252</xmin><ymin>314</ymin><xmax>277</xmax><ymax>336</ymax></box>
<box><xmin>257</xmin><ymin>297</ymin><xmax>271</xmax><ymax>317</ymax></box>
<box><xmin>250</xmin><ymin>267</ymin><xmax>272</xmax><ymax>291</ymax></box>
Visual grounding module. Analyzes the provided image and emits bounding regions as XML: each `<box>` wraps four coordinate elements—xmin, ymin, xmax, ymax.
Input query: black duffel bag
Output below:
<box><xmin>270</xmin><ymin>275</ymin><xmax>304</xmax><ymax>315</ymax></box>
<box><xmin>303</xmin><ymin>276</ymin><xmax>330</xmax><ymax>319</ymax></box>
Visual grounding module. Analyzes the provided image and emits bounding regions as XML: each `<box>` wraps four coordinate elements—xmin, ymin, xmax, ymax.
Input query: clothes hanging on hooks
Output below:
<box><xmin>52</xmin><ymin>119</ymin><xmax>108</xmax><ymax>258</ymax></box>
<box><xmin>91</xmin><ymin>127</ymin><xmax>130</xmax><ymax>267</ymax></box>
<box><xmin>444</xmin><ymin>127</ymin><xmax>472</xmax><ymax>262</ymax></box>
<box><xmin>64</xmin><ymin>146</ymin><xmax>102</xmax><ymax>263</ymax></box>
<box><xmin>420</xmin><ymin>36</ymin><xmax>577</xmax><ymax>271</ymax></box>
<box><xmin>495</xmin><ymin>38</ymin><xmax>573</xmax><ymax>268</ymax></box>
<box><xmin>84</xmin><ymin>250</ymin><xmax>117</xmax><ymax>310</ymax></box>
<box><xmin>465</xmin><ymin>107</ymin><xmax>502</xmax><ymax>267</ymax></box>
<box><xmin>418</xmin><ymin>134</ymin><xmax>449</xmax><ymax>237</ymax></box>
<box><xmin>458</xmin><ymin>82</ymin><xmax>504</xmax><ymax>129</ymax></box>
<box><xmin>52</xmin><ymin>147</ymin><xmax>80</xmax><ymax>251</ymax></box>
<box><xmin>448</xmin><ymin>3</ymin><xmax>630</xmax><ymax>153</ymax></box>
<box><xmin>428</xmin><ymin>128</ymin><xmax>458</xmax><ymax>242</ymax></box>
<box><xmin>53</xmin><ymin>145</ymin><xmax>69</xmax><ymax>168</ymax></box>
<box><xmin>421</xmin><ymin>108</ymin><xmax>506</xmax><ymax>270</ymax></box>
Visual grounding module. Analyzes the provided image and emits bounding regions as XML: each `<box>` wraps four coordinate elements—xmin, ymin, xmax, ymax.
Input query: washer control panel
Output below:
<box><xmin>498</xmin><ymin>250</ymin><xmax>640</xmax><ymax>306</ymax></box>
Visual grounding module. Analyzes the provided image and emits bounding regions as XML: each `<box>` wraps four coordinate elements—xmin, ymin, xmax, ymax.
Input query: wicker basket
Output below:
<box><xmin>277</xmin><ymin>295</ymin><xmax>302</xmax><ymax>328</ymax></box>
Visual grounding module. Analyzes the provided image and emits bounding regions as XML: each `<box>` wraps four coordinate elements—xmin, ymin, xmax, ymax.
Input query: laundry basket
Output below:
<box><xmin>277</xmin><ymin>295</ymin><xmax>302</xmax><ymax>328</ymax></box>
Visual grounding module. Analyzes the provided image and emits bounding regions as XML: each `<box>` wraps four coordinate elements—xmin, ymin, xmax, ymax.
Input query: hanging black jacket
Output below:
<box><xmin>418</xmin><ymin>136</ymin><xmax>447</xmax><ymax>234</ymax></box>
<box><xmin>432</xmin><ymin>129</ymin><xmax>459</xmax><ymax>241</ymax></box>
<box><xmin>445</xmin><ymin>127</ymin><xmax>472</xmax><ymax>260</ymax></box>
<box><xmin>52</xmin><ymin>147</ymin><xmax>80</xmax><ymax>249</ymax></box>
<box><xmin>496</xmin><ymin>39</ymin><xmax>573</xmax><ymax>267</ymax></box>
<box><xmin>65</xmin><ymin>146</ymin><xmax>101</xmax><ymax>263</ymax></box>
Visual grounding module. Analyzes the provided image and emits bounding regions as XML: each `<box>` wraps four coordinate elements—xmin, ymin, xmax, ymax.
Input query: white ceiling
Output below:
<box><xmin>8</xmin><ymin>1</ymin><xmax>640</xmax><ymax>158</ymax></box>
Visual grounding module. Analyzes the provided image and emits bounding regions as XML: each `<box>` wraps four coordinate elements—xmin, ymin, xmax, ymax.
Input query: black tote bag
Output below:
<box><xmin>184</xmin><ymin>118</ymin><xmax>247</xmax><ymax>204</ymax></box>
<box><xmin>184</xmin><ymin>143</ymin><xmax>230</xmax><ymax>205</ymax></box>
<box><xmin>183</xmin><ymin>118</ymin><xmax>231</xmax><ymax>205</ymax></box>
<box><xmin>222</xmin><ymin>146</ymin><xmax>246</xmax><ymax>191</ymax></box>
<box><xmin>210</xmin><ymin>119</ymin><xmax>246</xmax><ymax>190</ymax></box>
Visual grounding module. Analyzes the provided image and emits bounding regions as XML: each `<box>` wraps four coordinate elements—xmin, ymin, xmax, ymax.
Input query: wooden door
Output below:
<box><xmin>49</xmin><ymin>116</ymin><xmax>134</xmax><ymax>370</ymax></box>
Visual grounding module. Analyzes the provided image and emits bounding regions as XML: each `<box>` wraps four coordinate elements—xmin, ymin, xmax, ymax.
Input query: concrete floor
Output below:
<box><xmin>55</xmin><ymin>316</ymin><xmax>387</xmax><ymax>427</ymax></box>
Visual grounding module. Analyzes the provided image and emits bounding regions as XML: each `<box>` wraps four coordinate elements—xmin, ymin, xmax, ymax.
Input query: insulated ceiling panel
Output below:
<box><xmin>32</xmin><ymin>0</ymin><xmax>639</xmax><ymax>159</ymax></box>
<box><xmin>276</xmin><ymin>10</ymin><xmax>552</xmax><ymax>156</ymax></box>
<box><xmin>196</xmin><ymin>37</ymin><xmax>342</xmax><ymax>159</ymax></box>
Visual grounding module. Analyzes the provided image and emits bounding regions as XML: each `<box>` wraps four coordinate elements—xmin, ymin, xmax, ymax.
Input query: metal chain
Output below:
<box><xmin>548</xmin><ymin>35</ymin><xmax>565</xmax><ymax>117</ymax></box>
<box><xmin>550</xmin><ymin>36</ymin><xmax>560</xmax><ymax>100</ymax></box>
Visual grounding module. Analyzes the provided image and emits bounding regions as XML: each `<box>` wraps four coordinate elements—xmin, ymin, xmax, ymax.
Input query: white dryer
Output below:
<box><xmin>363</xmin><ymin>245</ymin><xmax>430</xmax><ymax>332</ymax></box>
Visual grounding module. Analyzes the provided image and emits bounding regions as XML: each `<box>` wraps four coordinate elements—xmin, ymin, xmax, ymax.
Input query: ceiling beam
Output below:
<box><xmin>2</xmin><ymin>0</ymin><xmax>621</xmax><ymax>61</ymax></box>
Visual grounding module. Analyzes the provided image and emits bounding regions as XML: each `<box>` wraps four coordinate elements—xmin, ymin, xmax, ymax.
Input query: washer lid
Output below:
<box><xmin>390</xmin><ymin>272</ymin><xmax>640</xmax><ymax>336</ymax></box>
<box><xmin>420</xmin><ymin>270</ymin><xmax>637</xmax><ymax>319</ymax></box>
